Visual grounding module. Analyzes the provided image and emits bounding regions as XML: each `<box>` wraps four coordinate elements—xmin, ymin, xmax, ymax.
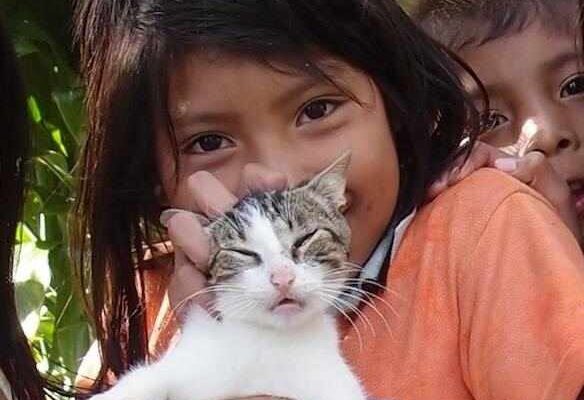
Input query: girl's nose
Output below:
<box><xmin>246</xmin><ymin>151</ymin><xmax>310</xmax><ymax>188</ymax></box>
<box><xmin>528</xmin><ymin>118</ymin><xmax>581</xmax><ymax>156</ymax></box>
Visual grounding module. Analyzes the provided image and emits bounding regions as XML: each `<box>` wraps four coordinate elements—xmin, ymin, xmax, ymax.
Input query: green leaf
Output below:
<box><xmin>27</xmin><ymin>96</ymin><xmax>42</xmax><ymax>123</ymax></box>
<box><xmin>15</xmin><ymin>280</ymin><xmax>46</xmax><ymax>322</ymax></box>
<box><xmin>13</xmin><ymin>36</ymin><xmax>40</xmax><ymax>57</ymax></box>
<box><xmin>52</xmin><ymin>88</ymin><xmax>84</xmax><ymax>143</ymax></box>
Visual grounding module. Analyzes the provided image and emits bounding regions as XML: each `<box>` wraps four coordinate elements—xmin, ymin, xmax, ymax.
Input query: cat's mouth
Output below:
<box><xmin>269</xmin><ymin>297</ymin><xmax>305</xmax><ymax>317</ymax></box>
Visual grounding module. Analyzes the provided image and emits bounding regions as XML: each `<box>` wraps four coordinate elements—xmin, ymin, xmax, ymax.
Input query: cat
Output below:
<box><xmin>90</xmin><ymin>152</ymin><xmax>368</xmax><ymax>400</ymax></box>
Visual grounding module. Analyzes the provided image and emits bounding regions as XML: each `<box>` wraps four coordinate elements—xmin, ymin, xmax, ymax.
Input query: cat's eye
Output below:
<box><xmin>291</xmin><ymin>228</ymin><xmax>339</xmax><ymax>261</ymax></box>
<box><xmin>292</xmin><ymin>229</ymin><xmax>319</xmax><ymax>251</ymax></box>
<box><xmin>560</xmin><ymin>74</ymin><xmax>584</xmax><ymax>99</ymax></box>
<box><xmin>183</xmin><ymin>133</ymin><xmax>235</xmax><ymax>154</ymax></box>
<box><xmin>221</xmin><ymin>248</ymin><xmax>261</xmax><ymax>264</ymax></box>
<box><xmin>296</xmin><ymin>99</ymin><xmax>340</xmax><ymax>126</ymax></box>
<box><xmin>480</xmin><ymin>109</ymin><xmax>509</xmax><ymax>132</ymax></box>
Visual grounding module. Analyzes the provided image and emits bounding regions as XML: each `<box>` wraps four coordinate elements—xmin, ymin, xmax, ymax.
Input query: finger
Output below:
<box><xmin>165</xmin><ymin>211</ymin><xmax>211</xmax><ymax>267</ymax></box>
<box><xmin>426</xmin><ymin>173</ymin><xmax>450</xmax><ymax>200</ymax></box>
<box><xmin>427</xmin><ymin>142</ymin><xmax>506</xmax><ymax>200</ymax></box>
<box><xmin>187</xmin><ymin>171</ymin><xmax>238</xmax><ymax>217</ymax></box>
<box><xmin>168</xmin><ymin>248</ymin><xmax>211</xmax><ymax>313</ymax></box>
<box><xmin>505</xmin><ymin>151</ymin><xmax>547</xmax><ymax>185</ymax></box>
<box><xmin>455</xmin><ymin>142</ymin><xmax>507</xmax><ymax>182</ymax></box>
<box><xmin>238</xmin><ymin>163</ymin><xmax>288</xmax><ymax>197</ymax></box>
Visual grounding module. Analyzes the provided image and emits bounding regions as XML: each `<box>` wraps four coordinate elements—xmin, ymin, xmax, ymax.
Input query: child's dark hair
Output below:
<box><xmin>414</xmin><ymin>0</ymin><xmax>580</xmax><ymax>50</ymax></box>
<box><xmin>73</xmin><ymin>0</ymin><xmax>481</xmax><ymax>388</ymax></box>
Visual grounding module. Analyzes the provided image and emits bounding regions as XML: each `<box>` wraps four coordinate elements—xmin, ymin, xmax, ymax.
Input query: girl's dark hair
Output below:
<box><xmin>0</xmin><ymin>15</ymin><xmax>46</xmax><ymax>400</ymax></box>
<box><xmin>73</xmin><ymin>0</ymin><xmax>481</xmax><ymax>388</ymax></box>
<box><xmin>413</xmin><ymin>0</ymin><xmax>580</xmax><ymax>50</ymax></box>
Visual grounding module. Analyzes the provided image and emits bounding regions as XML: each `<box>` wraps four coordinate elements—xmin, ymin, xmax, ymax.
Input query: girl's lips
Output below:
<box><xmin>568</xmin><ymin>180</ymin><xmax>584</xmax><ymax>218</ymax></box>
<box><xmin>573</xmin><ymin>193</ymin><xmax>584</xmax><ymax>218</ymax></box>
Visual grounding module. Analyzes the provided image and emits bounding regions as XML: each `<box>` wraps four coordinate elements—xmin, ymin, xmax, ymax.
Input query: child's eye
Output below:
<box><xmin>183</xmin><ymin>133</ymin><xmax>234</xmax><ymax>154</ymax></box>
<box><xmin>297</xmin><ymin>99</ymin><xmax>340</xmax><ymax>126</ymax></box>
<box><xmin>560</xmin><ymin>74</ymin><xmax>584</xmax><ymax>98</ymax></box>
<box><xmin>481</xmin><ymin>109</ymin><xmax>509</xmax><ymax>132</ymax></box>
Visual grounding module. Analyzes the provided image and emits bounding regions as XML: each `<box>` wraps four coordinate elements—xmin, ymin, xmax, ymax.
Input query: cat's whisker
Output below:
<box><xmin>171</xmin><ymin>285</ymin><xmax>247</xmax><ymax>316</ymax></box>
<box><xmin>324</xmin><ymin>278</ymin><xmax>404</xmax><ymax>302</ymax></box>
<box><xmin>321</xmin><ymin>280</ymin><xmax>401</xmax><ymax>319</ymax></box>
<box><xmin>319</xmin><ymin>288</ymin><xmax>379</xmax><ymax>332</ymax></box>
<box><xmin>318</xmin><ymin>291</ymin><xmax>377</xmax><ymax>338</ymax></box>
<box><xmin>320</xmin><ymin>286</ymin><xmax>392</xmax><ymax>335</ymax></box>
<box><xmin>342</xmin><ymin>261</ymin><xmax>363</xmax><ymax>270</ymax></box>
<box><xmin>209</xmin><ymin>294</ymin><xmax>256</xmax><ymax>314</ymax></box>
<box><xmin>218</xmin><ymin>298</ymin><xmax>257</xmax><ymax>320</ymax></box>
<box><xmin>318</xmin><ymin>296</ymin><xmax>364</xmax><ymax>352</ymax></box>
<box><xmin>320</xmin><ymin>268</ymin><xmax>360</xmax><ymax>280</ymax></box>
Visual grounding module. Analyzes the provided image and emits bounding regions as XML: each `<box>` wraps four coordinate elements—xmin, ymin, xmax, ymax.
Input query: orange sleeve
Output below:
<box><xmin>458</xmin><ymin>191</ymin><xmax>584</xmax><ymax>400</ymax></box>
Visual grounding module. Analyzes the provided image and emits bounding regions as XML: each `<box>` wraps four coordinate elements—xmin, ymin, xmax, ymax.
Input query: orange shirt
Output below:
<box><xmin>131</xmin><ymin>168</ymin><xmax>584</xmax><ymax>399</ymax></box>
<box><xmin>341</xmin><ymin>169</ymin><xmax>584</xmax><ymax>400</ymax></box>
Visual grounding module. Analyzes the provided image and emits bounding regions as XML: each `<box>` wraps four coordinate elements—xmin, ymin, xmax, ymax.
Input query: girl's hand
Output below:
<box><xmin>230</xmin><ymin>397</ymin><xmax>292</xmax><ymax>399</ymax></box>
<box><xmin>161</xmin><ymin>164</ymin><xmax>287</xmax><ymax>315</ymax></box>
<box><xmin>427</xmin><ymin>142</ymin><xmax>581</xmax><ymax>243</ymax></box>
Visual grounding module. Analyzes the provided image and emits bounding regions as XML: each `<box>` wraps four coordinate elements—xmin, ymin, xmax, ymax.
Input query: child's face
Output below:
<box><xmin>156</xmin><ymin>52</ymin><xmax>399</xmax><ymax>265</ymax></box>
<box><xmin>460</xmin><ymin>22</ymin><xmax>584</xmax><ymax>225</ymax></box>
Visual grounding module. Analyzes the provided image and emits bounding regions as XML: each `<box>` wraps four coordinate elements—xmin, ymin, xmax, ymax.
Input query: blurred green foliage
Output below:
<box><xmin>1</xmin><ymin>0</ymin><xmax>91</xmax><ymax>390</ymax></box>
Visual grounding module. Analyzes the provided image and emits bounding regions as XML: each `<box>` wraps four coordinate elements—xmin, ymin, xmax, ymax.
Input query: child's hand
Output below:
<box><xmin>161</xmin><ymin>164</ymin><xmax>288</xmax><ymax>316</ymax></box>
<box><xmin>427</xmin><ymin>142</ymin><xmax>581</xmax><ymax>243</ymax></box>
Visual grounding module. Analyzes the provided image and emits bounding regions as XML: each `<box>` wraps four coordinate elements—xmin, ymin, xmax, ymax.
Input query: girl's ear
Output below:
<box><xmin>305</xmin><ymin>150</ymin><xmax>351</xmax><ymax>210</ymax></box>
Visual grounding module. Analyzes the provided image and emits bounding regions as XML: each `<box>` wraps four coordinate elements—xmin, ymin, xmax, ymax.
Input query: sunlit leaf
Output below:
<box><xmin>15</xmin><ymin>280</ymin><xmax>46</xmax><ymax>323</ymax></box>
<box><xmin>51</xmin><ymin>129</ymin><xmax>68</xmax><ymax>156</ymax></box>
<box><xmin>13</xmin><ymin>242</ymin><xmax>51</xmax><ymax>287</ymax></box>
<box><xmin>27</xmin><ymin>95</ymin><xmax>42</xmax><ymax>123</ymax></box>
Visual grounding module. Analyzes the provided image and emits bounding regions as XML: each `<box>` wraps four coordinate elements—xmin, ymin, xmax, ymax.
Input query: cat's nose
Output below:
<box><xmin>270</xmin><ymin>267</ymin><xmax>296</xmax><ymax>292</ymax></box>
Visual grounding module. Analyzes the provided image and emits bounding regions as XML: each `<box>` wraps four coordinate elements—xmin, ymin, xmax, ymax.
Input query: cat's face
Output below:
<box><xmin>207</xmin><ymin>154</ymin><xmax>352</xmax><ymax>328</ymax></box>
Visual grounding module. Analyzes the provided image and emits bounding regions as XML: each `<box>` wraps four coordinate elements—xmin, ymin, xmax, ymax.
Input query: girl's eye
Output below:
<box><xmin>184</xmin><ymin>134</ymin><xmax>234</xmax><ymax>154</ymax></box>
<box><xmin>560</xmin><ymin>74</ymin><xmax>584</xmax><ymax>98</ymax></box>
<box><xmin>481</xmin><ymin>109</ymin><xmax>509</xmax><ymax>132</ymax></box>
<box><xmin>297</xmin><ymin>99</ymin><xmax>339</xmax><ymax>125</ymax></box>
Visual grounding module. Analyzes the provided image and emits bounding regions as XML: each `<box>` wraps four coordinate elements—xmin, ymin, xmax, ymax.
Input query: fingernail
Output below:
<box><xmin>494</xmin><ymin>158</ymin><xmax>518</xmax><ymax>172</ymax></box>
<box><xmin>160</xmin><ymin>208</ymin><xmax>184</xmax><ymax>227</ymax></box>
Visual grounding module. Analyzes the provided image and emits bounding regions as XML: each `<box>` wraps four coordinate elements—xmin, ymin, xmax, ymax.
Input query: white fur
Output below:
<box><xmin>92</xmin><ymin>206</ymin><xmax>366</xmax><ymax>400</ymax></box>
<box><xmin>92</xmin><ymin>307</ymin><xmax>366</xmax><ymax>400</ymax></box>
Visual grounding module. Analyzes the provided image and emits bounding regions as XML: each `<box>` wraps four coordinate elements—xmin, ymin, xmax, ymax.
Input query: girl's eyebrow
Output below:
<box><xmin>541</xmin><ymin>51</ymin><xmax>580</xmax><ymax>72</ymax></box>
<box><xmin>269</xmin><ymin>75</ymin><xmax>329</xmax><ymax>112</ymax></box>
<box><xmin>172</xmin><ymin>74</ymin><xmax>337</xmax><ymax>127</ymax></box>
<box><xmin>173</xmin><ymin>110</ymin><xmax>240</xmax><ymax>128</ymax></box>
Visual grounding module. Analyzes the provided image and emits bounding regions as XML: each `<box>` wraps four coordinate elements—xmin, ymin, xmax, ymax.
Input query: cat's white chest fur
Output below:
<box><xmin>92</xmin><ymin>306</ymin><xmax>366</xmax><ymax>400</ymax></box>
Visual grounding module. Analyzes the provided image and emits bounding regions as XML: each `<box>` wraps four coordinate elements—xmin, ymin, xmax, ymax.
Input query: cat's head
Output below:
<box><xmin>207</xmin><ymin>152</ymin><xmax>353</xmax><ymax>329</ymax></box>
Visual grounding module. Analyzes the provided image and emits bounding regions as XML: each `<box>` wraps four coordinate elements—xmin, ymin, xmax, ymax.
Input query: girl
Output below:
<box><xmin>73</xmin><ymin>1</ymin><xmax>584</xmax><ymax>399</ymax></box>
<box><xmin>415</xmin><ymin>0</ymin><xmax>584</xmax><ymax>245</ymax></box>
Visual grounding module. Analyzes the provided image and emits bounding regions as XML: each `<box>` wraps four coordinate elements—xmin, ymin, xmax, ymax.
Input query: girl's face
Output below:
<box><xmin>460</xmin><ymin>22</ymin><xmax>584</xmax><ymax>227</ymax></box>
<box><xmin>156</xmin><ymin>52</ymin><xmax>399</xmax><ymax>265</ymax></box>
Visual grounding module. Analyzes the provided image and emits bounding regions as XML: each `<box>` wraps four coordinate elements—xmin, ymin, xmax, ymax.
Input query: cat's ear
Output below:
<box><xmin>306</xmin><ymin>150</ymin><xmax>350</xmax><ymax>210</ymax></box>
